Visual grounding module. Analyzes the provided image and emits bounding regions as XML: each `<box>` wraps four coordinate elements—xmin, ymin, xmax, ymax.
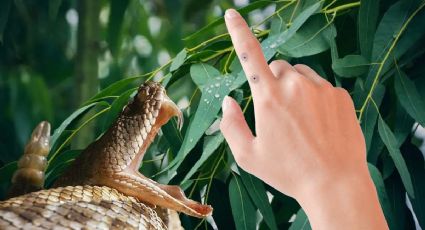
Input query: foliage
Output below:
<box><xmin>1</xmin><ymin>0</ymin><xmax>425</xmax><ymax>229</ymax></box>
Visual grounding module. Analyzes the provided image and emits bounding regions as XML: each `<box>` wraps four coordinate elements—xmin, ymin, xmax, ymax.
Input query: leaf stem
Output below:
<box><xmin>358</xmin><ymin>2</ymin><xmax>425</xmax><ymax>121</ymax></box>
<box><xmin>322</xmin><ymin>1</ymin><xmax>360</xmax><ymax>14</ymax></box>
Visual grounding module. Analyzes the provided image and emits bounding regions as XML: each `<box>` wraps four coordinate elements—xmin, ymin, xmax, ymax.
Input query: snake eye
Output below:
<box><xmin>136</xmin><ymin>90</ymin><xmax>147</xmax><ymax>102</ymax></box>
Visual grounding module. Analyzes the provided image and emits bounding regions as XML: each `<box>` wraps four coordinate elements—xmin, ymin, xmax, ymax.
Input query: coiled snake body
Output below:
<box><xmin>0</xmin><ymin>82</ymin><xmax>212</xmax><ymax>229</ymax></box>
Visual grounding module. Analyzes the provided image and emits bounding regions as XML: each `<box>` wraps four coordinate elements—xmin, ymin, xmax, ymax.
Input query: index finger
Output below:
<box><xmin>224</xmin><ymin>9</ymin><xmax>274</xmax><ymax>94</ymax></box>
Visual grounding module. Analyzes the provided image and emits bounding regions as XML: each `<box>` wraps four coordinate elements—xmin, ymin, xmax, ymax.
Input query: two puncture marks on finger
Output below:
<box><xmin>240</xmin><ymin>52</ymin><xmax>259</xmax><ymax>83</ymax></box>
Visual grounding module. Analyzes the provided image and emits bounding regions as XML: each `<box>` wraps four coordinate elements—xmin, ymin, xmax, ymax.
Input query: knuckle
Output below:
<box><xmin>293</xmin><ymin>63</ymin><xmax>308</xmax><ymax>70</ymax></box>
<box><xmin>269</xmin><ymin>60</ymin><xmax>286</xmax><ymax>68</ymax></box>
<box><xmin>335</xmin><ymin>87</ymin><xmax>350</xmax><ymax>98</ymax></box>
<box><xmin>283</xmin><ymin>73</ymin><xmax>304</xmax><ymax>92</ymax></box>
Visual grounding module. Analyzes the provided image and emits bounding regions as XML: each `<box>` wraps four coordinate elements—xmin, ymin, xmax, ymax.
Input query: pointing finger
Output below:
<box><xmin>224</xmin><ymin>9</ymin><xmax>275</xmax><ymax>100</ymax></box>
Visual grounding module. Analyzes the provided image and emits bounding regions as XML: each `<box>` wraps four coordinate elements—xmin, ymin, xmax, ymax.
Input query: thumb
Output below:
<box><xmin>220</xmin><ymin>96</ymin><xmax>254</xmax><ymax>164</ymax></box>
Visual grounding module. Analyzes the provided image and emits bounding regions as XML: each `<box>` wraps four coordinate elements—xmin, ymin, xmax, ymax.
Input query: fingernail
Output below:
<box><xmin>225</xmin><ymin>9</ymin><xmax>239</xmax><ymax>19</ymax></box>
<box><xmin>222</xmin><ymin>96</ymin><xmax>231</xmax><ymax>113</ymax></box>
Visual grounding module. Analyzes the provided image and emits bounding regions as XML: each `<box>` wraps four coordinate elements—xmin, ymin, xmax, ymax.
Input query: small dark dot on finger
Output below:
<box><xmin>241</xmin><ymin>53</ymin><xmax>248</xmax><ymax>62</ymax></box>
<box><xmin>250</xmin><ymin>74</ymin><xmax>259</xmax><ymax>83</ymax></box>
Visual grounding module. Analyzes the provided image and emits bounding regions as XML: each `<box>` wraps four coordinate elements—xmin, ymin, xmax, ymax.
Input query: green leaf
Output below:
<box><xmin>385</xmin><ymin>171</ymin><xmax>409</xmax><ymax>229</ymax></box>
<box><xmin>394</xmin><ymin>102</ymin><xmax>414</xmax><ymax>147</ymax></box>
<box><xmin>360</xmin><ymin>84</ymin><xmax>385</xmax><ymax>153</ymax></box>
<box><xmin>404</xmin><ymin>144</ymin><xmax>425</xmax><ymax>227</ymax></box>
<box><xmin>181</xmin><ymin>134</ymin><xmax>224</xmax><ymax>184</ymax></box>
<box><xmin>262</xmin><ymin>2</ymin><xmax>322</xmax><ymax>61</ymax></box>
<box><xmin>160</xmin><ymin>71</ymin><xmax>236</xmax><ymax>182</ymax></box>
<box><xmin>240</xmin><ymin>169</ymin><xmax>278</xmax><ymax>230</ymax></box>
<box><xmin>394</xmin><ymin>69</ymin><xmax>425</xmax><ymax>127</ymax></box>
<box><xmin>0</xmin><ymin>0</ymin><xmax>12</xmax><ymax>43</ymax></box>
<box><xmin>49</xmin><ymin>0</ymin><xmax>62</xmax><ymax>20</ymax></box>
<box><xmin>229</xmin><ymin>175</ymin><xmax>256</xmax><ymax>230</ymax></box>
<box><xmin>289</xmin><ymin>208</ymin><xmax>311</xmax><ymax>230</ymax></box>
<box><xmin>0</xmin><ymin>161</ymin><xmax>17</xmax><ymax>185</ymax></box>
<box><xmin>358</xmin><ymin>0</ymin><xmax>380</xmax><ymax>59</ymax></box>
<box><xmin>367</xmin><ymin>163</ymin><xmax>394</xmax><ymax>227</ymax></box>
<box><xmin>377</xmin><ymin>116</ymin><xmax>414</xmax><ymax>197</ymax></box>
<box><xmin>101</xmin><ymin>88</ymin><xmax>137</xmax><ymax>130</ymax></box>
<box><xmin>209</xmin><ymin>179</ymin><xmax>236</xmax><ymax>229</ymax></box>
<box><xmin>367</xmin><ymin>128</ymin><xmax>385</xmax><ymax>164</ymax></box>
<box><xmin>45</xmin><ymin>149</ymin><xmax>81</xmax><ymax>186</ymax></box>
<box><xmin>49</xmin><ymin>101</ymin><xmax>110</xmax><ymax>161</ymax></box>
<box><xmin>362</xmin><ymin>0</ymin><xmax>425</xmax><ymax>97</ymax></box>
<box><xmin>331</xmin><ymin>55</ymin><xmax>369</xmax><ymax>77</ymax></box>
<box><xmin>170</xmin><ymin>49</ymin><xmax>187</xmax><ymax>72</ymax></box>
<box><xmin>50</xmin><ymin>102</ymin><xmax>99</xmax><ymax>150</ymax></box>
<box><xmin>85</xmin><ymin>77</ymin><xmax>141</xmax><ymax>104</ymax></box>
<box><xmin>107</xmin><ymin>0</ymin><xmax>130</xmax><ymax>56</ymax></box>
<box><xmin>183</xmin><ymin>0</ymin><xmax>273</xmax><ymax>43</ymax></box>
<box><xmin>277</xmin><ymin>14</ymin><xmax>332</xmax><ymax>58</ymax></box>
<box><xmin>190</xmin><ymin>63</ymin><xmax>220</xmax><ymax>88</ymax></box>
<box><xmin>372</xmin><ymin>0</ymin><xmax>420</xmax><ymax>61</ymax></box>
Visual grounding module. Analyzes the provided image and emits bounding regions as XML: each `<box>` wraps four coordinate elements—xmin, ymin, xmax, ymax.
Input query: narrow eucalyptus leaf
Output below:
<box><xmin>289</xmin><ymin>208</ymin><xmax>311</xmax><ymax>230</ymax></box>
<box><xmin>50</xmin><ymin>102</ymin><xmax>100</xmax><ymax>151</ymax></box>
<box><xmin>45</xmin><ymin>149</ymin><xmax>81</xmax><ymax>185</ymax></box>
<box><xmin>190</xmin><ymin>63</ymin><xmax>220</xmax><ymax>88</ymax></box>
<box><xmin>181</xmin><ymin>134</ymin><xmax>224</xmax><ymax>184</ymax></box>
<box><xmin>360</xmin><ymin>84</ymin><xmax>385</xmax><ymax>153</ymax></box>
<box><xmin>170</xmin><ymin>49</ymin><xmax>187</xmax><ymax>72</ymax></box>
<box><xmin>101</xmin><ymin>88</ymin><xmax>137</xmax><ymax>130</ymax></box>
<box><xmin>278</xmin><ymin>14</ymin><xmax>332</xmax><ymax>58</ymax></box>
<box><xmin>363</xmin><ymin>0</ymin><xmax>425</xmax><ymax>95</ymax></box>
<box><xmin>262</xmin><ymin>2</ymin><xmax>321</xmax><ymax>60</ymax></box>
<box><xmin>394</xmin><ymin>70</ymin><xmax>425</xmax><ymax>127</ymax></box>
<box><xmin>404</xmin><ymin>144</ymin><xmax>425</xmax><ymax>227</ymax></box>
<box><xmin>368</xmin><ymin>163</ymin><xmax>394</xmax><ymax>227</ymax></box>
<box><xmin>183</xmin><ymin>0</ymin><xmax>273</xmax><ymax>43</ymax></box>
<box><xmin>377</xmin><ymin>116</ymin><xmax>414</xmax><ymax>197</ymax></box>
<box><xmin>240</xmin><ymin>169</ymin><xmax>278</xmax><ymax>230</ymax></box>
<box><xmin>331</xmin><ymin>55</ymin><xmax>369</xmax><ymax>77</ymax></box>
<box><xmin>394</xmin><ymin>102</ymin><xmax>414</xmax><ymax>147</ymax></box>
<box><xmin>85</xmin><ymin>77</ymin><xmax>141</xmax><ymax>104</ymax></box>
<box><xmin>358</xmin><ymin>0</ymin><xmax>380</xmax><ymax>59</ymax></box>
<box><xmin>229</xmin><ymin>176</ymin><xmax>256</xmax><ymax>230</ymax></box>
<box><xmin>160</xmin><ymin>72</ymin><xmax>236</xmax><ymax>182</ymax></box>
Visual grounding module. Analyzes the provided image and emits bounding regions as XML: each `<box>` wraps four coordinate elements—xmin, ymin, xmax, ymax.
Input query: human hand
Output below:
<box><xmin>220</xmin><ymin>9</ymin><xmax>388</xmax><ymax>230</ymax></box>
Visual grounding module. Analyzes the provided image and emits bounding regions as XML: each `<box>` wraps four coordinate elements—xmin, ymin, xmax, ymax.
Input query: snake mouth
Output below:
<box><xmin>162</xmin><ymin>94</ymin><xmax>183</xmax><ymax>130</ymax></box>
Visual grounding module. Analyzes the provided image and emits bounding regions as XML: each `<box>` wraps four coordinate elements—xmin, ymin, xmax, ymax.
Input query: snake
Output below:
<box><xmin>0</xmin><ymin>81</ymin><xmax>213</xmax><ymax>229</ymax></box>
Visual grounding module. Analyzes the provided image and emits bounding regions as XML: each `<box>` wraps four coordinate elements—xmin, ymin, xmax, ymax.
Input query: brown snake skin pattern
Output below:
<box><xmin>0</xmin><ymin>82</ymin><xmax>212</xmax><ymax>229</ymax></box>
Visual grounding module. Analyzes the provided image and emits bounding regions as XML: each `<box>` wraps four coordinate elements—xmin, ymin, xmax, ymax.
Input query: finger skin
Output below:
<box><xmin>269</xmin><ymin>60</ymin><xmax>296</xmax><ymax>79</ymax></box>
<box><xmin>293</xmin><ymin>64</ymin><xmax>329</xmax><ymax>86</ymax></box>
<box><xmin>220</xmin><ymin>96</ymin><xmax>254</xmax><ymax>169</ymax></box>
<box><xmin>224</xmin><ymin>9</ymin><xmax>275</xmax><ymax>97</ymax></box>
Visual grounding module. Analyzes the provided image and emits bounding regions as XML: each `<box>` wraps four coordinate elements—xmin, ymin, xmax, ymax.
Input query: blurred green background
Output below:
<box><xmin>0</xmin><ymin>0</ymin><xmax>266</xmax><ymax>164</ymax></box>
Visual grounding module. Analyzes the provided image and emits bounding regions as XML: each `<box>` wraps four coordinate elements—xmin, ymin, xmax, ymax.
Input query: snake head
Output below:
<box><xmin>124</xmin><ymin>81</ymin><xmax>183</xmax><ymax>130</ymax></box>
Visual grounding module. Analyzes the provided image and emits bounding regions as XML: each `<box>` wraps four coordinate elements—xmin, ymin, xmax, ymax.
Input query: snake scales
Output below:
<box><xmin>0</xmin><ymin>82</ymin><xmax>212</xmax><ymax>229</ymax></box>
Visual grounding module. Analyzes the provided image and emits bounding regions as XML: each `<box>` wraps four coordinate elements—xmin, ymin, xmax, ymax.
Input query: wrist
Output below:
<box><xmin>296</xmin><ymin>167</ymin><xmax>388</xmax><ymax>230</ymax></box>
